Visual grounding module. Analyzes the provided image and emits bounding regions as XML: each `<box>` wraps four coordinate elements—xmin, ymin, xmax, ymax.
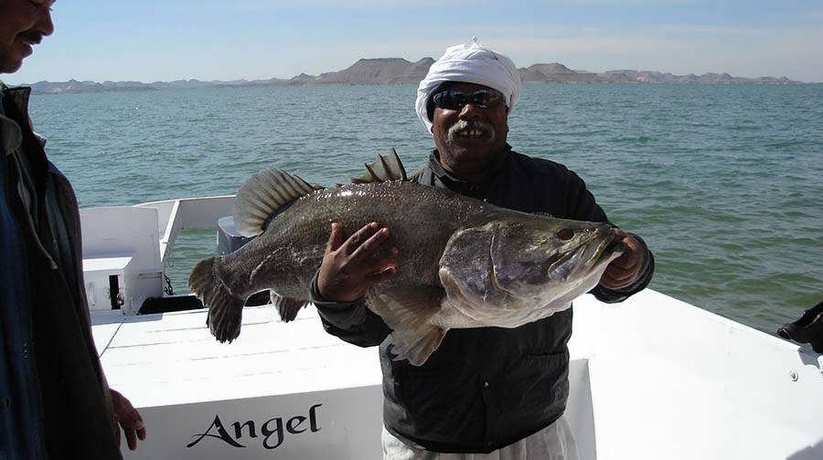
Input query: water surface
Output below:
<box><xmin>29</xmin><ymin>83</ymin><xmax>823</xmax><ymax>334</ymax></box>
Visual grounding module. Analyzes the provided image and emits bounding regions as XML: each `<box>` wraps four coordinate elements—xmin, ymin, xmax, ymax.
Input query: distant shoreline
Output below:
<box><xmin>22</xmin><ymin>57</ymin><xmax>808</xmax><ymax>95</ymax></box>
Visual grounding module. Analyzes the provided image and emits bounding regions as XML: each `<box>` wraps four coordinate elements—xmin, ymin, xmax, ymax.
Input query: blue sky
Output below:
<box><xmin>8</xmin><ymin>0</ymin><xmax>823</xmax><ymax>84</ymax></box>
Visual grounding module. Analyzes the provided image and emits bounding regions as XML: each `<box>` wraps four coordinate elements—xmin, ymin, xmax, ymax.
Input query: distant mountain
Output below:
<box><xmin>289</xmin><ymin>73</ymin><xmax>315</xmax><ymax>84</ymax></box>
<box><xmin>28</xmin><ymin>79</ymin><xmax>156</xmax><ymax>94</ymax></box>
<box><xmin>521</xmin><ymin>64</ymin><xmax>800</xmax><ymax>85</ymax></box>
<box><xmin>25</xmin><ymin>59</ymin><xmax>804</xmax><ymax>94</ymax></box>
<box><xmin>521</xmin><ymin>63</ymin><xmax>601</xmax><ymax>83</ymax></box>
<box><xmin>305</xmin><ymin>57</ymin><xmax>436</xmax><ymax>85</ymax></box>
<box><xmin>597</xmin><ymin>69</ymin><xmax>797</xmax><ymax>85</ymax></box>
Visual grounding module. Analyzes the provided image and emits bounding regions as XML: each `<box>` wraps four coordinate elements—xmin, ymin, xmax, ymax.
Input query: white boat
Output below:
<box><xmin>83</xmin><ymin>196</ymin><xmax>823</xmax><ymax>460</ymax></box>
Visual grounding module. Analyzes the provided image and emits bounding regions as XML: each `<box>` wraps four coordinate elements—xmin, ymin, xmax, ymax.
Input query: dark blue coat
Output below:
<box><xmin>0</xmin><ymin>84</ymin><xmax>122</xmax><ymax>459</ymax></box>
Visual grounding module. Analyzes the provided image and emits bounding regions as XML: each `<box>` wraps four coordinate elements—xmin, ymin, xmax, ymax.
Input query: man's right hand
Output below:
<box><xmin>316</xmin><ymin>222</ymin><xmax>399</xmax><ymax>303</ymax></box>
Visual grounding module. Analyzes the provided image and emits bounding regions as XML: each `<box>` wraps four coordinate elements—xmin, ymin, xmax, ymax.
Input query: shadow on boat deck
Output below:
<box><xmin>797</xmin><ymin>348</ymin><xmax>822</xmax><ymax>370</ymax></box>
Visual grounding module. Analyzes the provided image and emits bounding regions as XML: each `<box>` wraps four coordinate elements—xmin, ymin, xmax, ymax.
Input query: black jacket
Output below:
<box><xmin>314</xmin><ymin>147</ymin><xmax>654</xmax><ymax>453</ymax></box>
<box><xmin>1</xmin><ymin>85</ymin><xmax>121</xmax><ymax>459</ymax></box>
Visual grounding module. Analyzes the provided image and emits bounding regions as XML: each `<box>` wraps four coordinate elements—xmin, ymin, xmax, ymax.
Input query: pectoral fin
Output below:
<box><xmin>391</xmin><ymin>325</ymin><xmax>446</xmax><ymax>367</ymax></box>
<box><xmin>271</xmin><ymin>292</ymin><xmax>309</xmax><ymax>322</ymax></box>
<box><xmin>367</xmin><ymin>286</ymin><xmax>446</xmax><ymax>366</ymax></box>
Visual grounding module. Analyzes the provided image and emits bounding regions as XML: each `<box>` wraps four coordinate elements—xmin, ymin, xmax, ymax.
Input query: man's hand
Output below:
<box><xmin>111</xmin><ymin>389</ymin><xmax>146</xmax><ymax>451</ymax></box>
<box><xmin>599</xmin><ymin>230</ymin><xmax>646</xmax><ymax>291</ymax></box>
<box><xmin>317</xmin><ymin>222</ymin><xmax>399</xmax><ymax>302</ymax></box>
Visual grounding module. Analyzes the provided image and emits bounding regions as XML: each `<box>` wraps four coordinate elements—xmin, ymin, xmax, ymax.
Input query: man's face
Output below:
<box><xmin>0</xmin><ymin>0</ymin><xmax>55</xmax><ymax>74</ymax></box>
<box><xmin>430</xmin><ymin>82</ymin><xmax>509</xmax><ymax>180</ymax></box>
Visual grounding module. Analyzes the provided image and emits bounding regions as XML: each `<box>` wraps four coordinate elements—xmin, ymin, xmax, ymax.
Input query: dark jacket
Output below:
<box><xmin>1</xmin><ymin>84</ymin><xmax>122</xmax><ymax>459</ymax></box>
<box><xmin>314</xmin><ymin>147</ymin><xmax>654</xmax><ymax>453</ymax></box>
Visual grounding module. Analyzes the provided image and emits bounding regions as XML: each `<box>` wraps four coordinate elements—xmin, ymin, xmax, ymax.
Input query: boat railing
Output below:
<box><xmin>82</xmin><ymin>196</ymin><xmax>235</xmax><ymax>314</ymax></box>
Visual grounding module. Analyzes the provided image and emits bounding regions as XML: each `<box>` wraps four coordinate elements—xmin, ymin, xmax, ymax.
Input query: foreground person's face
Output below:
<box><xmin>430</xmin><ymin>82</ymin><xmax>509</xmax><ymax>180</ymax></box>
<box><xmin>0</xmin><ymin>0</ymin><xmax>54</xmax><ymax>74</ymax></box>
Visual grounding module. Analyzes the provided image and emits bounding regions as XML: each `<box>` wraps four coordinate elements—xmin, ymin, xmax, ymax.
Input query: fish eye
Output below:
<box><xmin>556</xmin><ymin>229</ymin><xmax>574</xmax><ymax>241</ymax></box>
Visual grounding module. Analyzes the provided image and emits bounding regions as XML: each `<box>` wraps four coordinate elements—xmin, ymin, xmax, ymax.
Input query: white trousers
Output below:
<box><xmin>382</xmin><ymin>416</ymin><xmax>579</xmax><ymax>460</ymax></box>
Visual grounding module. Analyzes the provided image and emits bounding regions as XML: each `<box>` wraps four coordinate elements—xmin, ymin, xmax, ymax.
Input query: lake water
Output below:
<box><xmin>27</xmin><ymin>83</ymin><xmax>823</xmax><ymax>335</ymax></box>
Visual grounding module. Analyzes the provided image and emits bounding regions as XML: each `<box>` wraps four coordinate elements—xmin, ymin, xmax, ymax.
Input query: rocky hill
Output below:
<box><xmin>521</xmin><ymin>63</ymin><xmax>601</xmax><ymax>83</ymax></box>
<box><xmin>304</xmin><ymin>57</ymin><xmax>436</xmax><ymax>85</ymax></box>
<box><xmin>25</xmin><ymin>59</ymin><xmax>803</xmax><ymax>94</ymax></box>
<box><xmin>598</xmin><ymin>69</ymin><xmax>796</xmax><ymax>85</ymax></box>
<box><xmin>27</xmin><ymin>79</ymin><xmax>155</xmax><ymax>94</ymax></box>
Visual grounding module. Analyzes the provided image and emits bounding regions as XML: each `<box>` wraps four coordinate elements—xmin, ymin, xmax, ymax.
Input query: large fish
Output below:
<box><xmin>189</xmin><ymin>155</ymin><xmax>624</xmax><ymax>366</ymax></box>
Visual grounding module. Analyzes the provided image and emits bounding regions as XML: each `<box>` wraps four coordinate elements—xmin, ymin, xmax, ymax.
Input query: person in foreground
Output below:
<box><xmin>312</xmin><ymin>41</ymin><xmax>654</xmax><ymax>459</ymax></box>
<box><xmin>1</xmin><ymin>1</ymin><xmax>145</xmax><ymax>458</ymax></box>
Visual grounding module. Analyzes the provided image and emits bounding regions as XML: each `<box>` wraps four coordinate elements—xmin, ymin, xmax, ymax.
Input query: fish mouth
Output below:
<box><xmin>594</xmin><ymin>230</ymin><xmax>625</xmax><ymax>265</ymax></box>
<box><xmin>542</xmin><ymin>226</ymin><xmax>621</xmax><ymax>280</ymax></box>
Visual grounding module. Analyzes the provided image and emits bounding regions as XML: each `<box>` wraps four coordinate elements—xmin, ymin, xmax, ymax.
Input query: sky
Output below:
<box><xmin>7</xmin><ymin>0</ymin><xmax>823</xmax><ymax>84</ymax></box>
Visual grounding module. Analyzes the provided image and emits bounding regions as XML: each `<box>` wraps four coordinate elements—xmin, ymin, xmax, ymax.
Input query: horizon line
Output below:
<box><xmin>17</xmin><ymin>58</ymin><xmax>813</xmax><ymax>86</ymax></box>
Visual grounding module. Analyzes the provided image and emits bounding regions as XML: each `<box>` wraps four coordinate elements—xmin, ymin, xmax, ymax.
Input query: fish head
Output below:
<box><xmin>439</xmin><ymin>215</ymin><xmax>624</xmax><ymax>323</ymax></box>
<box><xmin>488</xmin><ymin>216</ymin><xmax>624</xmax><ymax>304</ymax></box>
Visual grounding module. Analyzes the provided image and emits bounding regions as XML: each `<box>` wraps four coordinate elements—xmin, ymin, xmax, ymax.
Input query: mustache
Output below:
<box><xmin>18</xmin><ymin>32</ymin><xmax>44</xmax><ymax>44</ymax></box>
<box><xmin>446</xmin><ymin>120</ymin><xmax>496</xmax><ymax>142</ymax></box>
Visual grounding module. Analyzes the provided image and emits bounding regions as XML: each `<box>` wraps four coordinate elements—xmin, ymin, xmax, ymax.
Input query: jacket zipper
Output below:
<box><xmin>7</xmin><ymin>153</ymin><xmax>58</xmax><ymax>269</ymax></box>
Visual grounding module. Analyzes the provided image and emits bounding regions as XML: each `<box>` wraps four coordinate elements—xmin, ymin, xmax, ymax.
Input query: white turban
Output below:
<box><xmin>415</xmin><ymin>40</ymin><xmax>522</xmax><ymax>134</ymax></box>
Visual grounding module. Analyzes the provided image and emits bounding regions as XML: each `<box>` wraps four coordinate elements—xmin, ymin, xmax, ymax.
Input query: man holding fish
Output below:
<box><xmin>313</xmin><ymin>42</ymin><xmax>654</xmax><ymax>459</ymax></box>
<box><xmin>190</xmin><ymin>39</ymin><xmax>654</xmax><ymax>460</ymax></box>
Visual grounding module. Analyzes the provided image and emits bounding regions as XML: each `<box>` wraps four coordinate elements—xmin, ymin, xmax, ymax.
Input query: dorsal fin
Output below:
<box><xmin>234</xmin><ymin>169</ymin><xmax>322</xmax><ymax>237</ymax></box>
<box><xmin>351</xmin><ymin>149</ymin><xmax>408</xmax><ymax>184</ymax></box>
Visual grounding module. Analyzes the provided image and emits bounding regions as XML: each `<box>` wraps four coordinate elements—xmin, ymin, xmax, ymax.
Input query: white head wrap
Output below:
<box><xmin>415</xmin><ymin>40</ymin><xmax>522</xmax><ymax>134</ymax></box>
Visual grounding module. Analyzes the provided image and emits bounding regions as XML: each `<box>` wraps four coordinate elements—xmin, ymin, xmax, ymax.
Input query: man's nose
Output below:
<box><xmin>36</xmin><ymin>8</ymin><xmax>55</xmax><ymax>36</ymax></box>
<box><xmin>458</xmin><ymin>102</ymin><xmax>483</xmax><ymax>120</ymax></box>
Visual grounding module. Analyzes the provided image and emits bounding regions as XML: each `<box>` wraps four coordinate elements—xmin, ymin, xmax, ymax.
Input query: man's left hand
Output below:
<box><xmin>599</xmin><ymin>230</ymin><xmax>646</xmax><ymax>291</ymax></box>
<box><xmin>111</xmin><ymin>388</ymin><xmax>146</xmax><ymax>451</ymax></box>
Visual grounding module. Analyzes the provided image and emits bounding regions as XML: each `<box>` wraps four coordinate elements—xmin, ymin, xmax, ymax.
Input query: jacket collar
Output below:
<box><xmin>0</xmin><ymin>84</ymin><xmax>31</xmax><ymax>157</ymax></box>
<box><xmin>1</xmin><ymin>112</ymin><xmax>23</xmax><ymax>158</ymax></box>
<box><xmin>427</xmin><ymin>143</ymin><xmax>512</xmax><ymax>196</ymax></box>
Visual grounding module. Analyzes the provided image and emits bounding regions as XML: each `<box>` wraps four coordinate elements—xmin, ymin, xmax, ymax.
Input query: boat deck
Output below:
<box><xmin>92</xmin><ymin>289</ymin><xmax>823</xmax><ymax>460</ymax></box>
<box><xmin>93</xmin><ymin>305</ymin><xmax>381</xmax><ymax>407</ymax></box>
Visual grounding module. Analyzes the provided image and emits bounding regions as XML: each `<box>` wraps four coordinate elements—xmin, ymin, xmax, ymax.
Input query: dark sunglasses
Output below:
<box><xmin>431</xmin><ymin>88</ymin><xmax>505</xmax><ymax>111</ymax></box>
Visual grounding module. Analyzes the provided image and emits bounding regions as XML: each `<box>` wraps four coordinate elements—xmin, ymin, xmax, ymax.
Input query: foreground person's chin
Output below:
<box><xmin>450</xmin><ymin>135</ymin><xmax>496</xmax><ymax>150</ymax></box>
<box><xmin>0</xmin><ymin>59</ymin><xmax>24</xmax><ymax>73</ymax></box>
<box><xmin>0</xmin><ymin>49</ymin><xmax>28</xmax><ymax>73</ymax></box>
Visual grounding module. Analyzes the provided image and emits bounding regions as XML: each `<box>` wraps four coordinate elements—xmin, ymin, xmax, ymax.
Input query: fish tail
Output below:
<box><xmin>189</xmin><ymin>256</ymin><xmax>245</xmax><ymax>343</ymax></box>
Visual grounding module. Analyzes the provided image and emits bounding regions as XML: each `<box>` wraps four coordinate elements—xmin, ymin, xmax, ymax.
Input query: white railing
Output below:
<box><xmin>82</xmin><ymin>196</ymin><xmax>235</xmax><ymax>314</ymax></box>
<box><xmin>135</xmin><ymin>195</ymin><xmax>235</xmax><ymax>263</ymax></box>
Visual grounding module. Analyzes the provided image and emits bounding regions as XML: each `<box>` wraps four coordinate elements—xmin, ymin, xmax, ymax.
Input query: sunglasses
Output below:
<box><xmin>431</xmin><ymin>88</ymin><xmax>505</xmax><ymax>111</ymax></box>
